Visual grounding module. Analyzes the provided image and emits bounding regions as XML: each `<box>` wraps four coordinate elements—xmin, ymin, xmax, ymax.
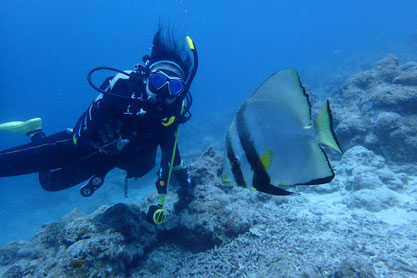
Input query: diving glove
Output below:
<box><xmin>78</xmin><ymin>132</ymin><xmax>137</xmax><ymax>158</ymax></box>
<box><xmin>173</xmin><ymin>168</ymin><xmax>195</xmax><ymax>212</ymax></box>
<box><xmin>116</xmin><ymin>132</ymin><xmax>137</xmax><ymax>151</ymax></box>
<box><xmin>106</xmin><ymin>132</ymin><xmax>137</xmax><ymax>154</ymax></box>
<box><xmin>175</xmin><ymin>167</ymin><xmax>192</xmax><ymax>187</ymax></box>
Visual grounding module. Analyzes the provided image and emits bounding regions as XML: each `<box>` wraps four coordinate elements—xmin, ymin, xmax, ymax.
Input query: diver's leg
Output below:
<box><xmin>0</xmin><ymin>118</ymin><xmax>42</xmax><ymax>136</ymax></box>
<box><xmin>39</xmin><ymin>168</ymin><xmax>91</xmax><ymax>191</ymax></box>
<box><xmin>0</xmin><ymin>131</ymin><xmax>75</xmax><ymax>177</ymax></box>
<box><xmin>117</xmin><ymin>145</ymin><xmax>157</xmax><ymax>179</ymax></box>
<box><xmin>39</xmin><ymin>167</ymin><xmax>110</xmax><ymax>192</ymax></box>
<box><xmin>39</xmin><ymin>157</ymin><xmax>115</xmax><ymax>194</ymax></box>
<box><xmin>27</xmin><ymin>130</ymin><xmax>46</xmax><ymax>144</ymax></box>
<box><xmin>0</xmin><ymin>117</ymin><xmax>47</xmax><ymax>144</ymax></box>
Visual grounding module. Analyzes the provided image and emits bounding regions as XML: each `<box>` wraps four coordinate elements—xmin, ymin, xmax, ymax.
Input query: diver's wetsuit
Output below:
<box><xmin>0</xmin><ymin>70</ymin><xmax>185</xmax><ymax>192</ymax></box>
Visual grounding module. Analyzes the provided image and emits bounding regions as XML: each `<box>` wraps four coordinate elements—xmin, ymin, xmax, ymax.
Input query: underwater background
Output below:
<box><xmin>0</xmin><ymin>0</ymin><xmax>417</xmax><ymax>263</ymax></box>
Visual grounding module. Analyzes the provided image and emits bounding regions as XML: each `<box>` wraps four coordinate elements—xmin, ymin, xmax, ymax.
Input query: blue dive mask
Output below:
<box><xmin>149</xmin><ymin>70</ymin><xmax>185</xmax><ymax>96</ymax></box>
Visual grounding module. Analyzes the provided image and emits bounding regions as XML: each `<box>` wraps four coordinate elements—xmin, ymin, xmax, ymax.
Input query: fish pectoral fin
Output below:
<box><xmin>254</xmin><ymin>183</ymin><xmax>293</xmax><ymax>196</ymax></box>
<box><xmin>221</xmin><ymin>172</ymin><xmax>232</xmax><ymax>185</ymax></box>
<box><xmin>314</xmin><ymin>100</ymin><xmax>343</xmax><ymax>153</ymax></box>
<box><xmin>259</xmin><ymin>149</ymin><xmax>274</xmax><ymax>170</ymax></box>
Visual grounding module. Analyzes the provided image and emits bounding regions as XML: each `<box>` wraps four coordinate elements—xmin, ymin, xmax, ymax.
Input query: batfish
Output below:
<box><xmin>222</xmin><ymin>69</ymin><xmax>343</xmax><ymax>195</ymax></box>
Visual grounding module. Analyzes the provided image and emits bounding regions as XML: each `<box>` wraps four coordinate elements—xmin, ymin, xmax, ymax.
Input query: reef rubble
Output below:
<box><xmin>0</xmin><ymin>145</ymin><xmax>416</xmax><ymax>277</ymax></box>
<box><xmin>331</xmin><ymin>54</ymin><xmax>417</xmax><ymax>163</ymax></box>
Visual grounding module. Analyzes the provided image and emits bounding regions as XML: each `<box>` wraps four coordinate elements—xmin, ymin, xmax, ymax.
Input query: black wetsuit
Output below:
<box><xmin>0</xmin><ymin>70</ymin><xmax>186</xmax><ymax>192</ymax></box>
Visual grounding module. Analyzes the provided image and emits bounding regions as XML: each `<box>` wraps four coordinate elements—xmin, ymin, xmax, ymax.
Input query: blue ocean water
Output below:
<box><xmin>0</xmin><ymin>0</ymin><xmax>416</xmax><ymax>245</ymax></box>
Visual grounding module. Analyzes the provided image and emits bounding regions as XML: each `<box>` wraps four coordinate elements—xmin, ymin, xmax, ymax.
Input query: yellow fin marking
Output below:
<box><xmin>314</xmin><ymin>101</ymin><xmax>343</xmax><ymax>153</ymax></box>
<box><xmin>260</xmin><ymin>149</ymin><xmax>274</xmax><ymax>170</ymax></box>
<box><xmin>221</xmin><ymin>172</ymin><xmax>232</xmax><ymax>185</ymax></box>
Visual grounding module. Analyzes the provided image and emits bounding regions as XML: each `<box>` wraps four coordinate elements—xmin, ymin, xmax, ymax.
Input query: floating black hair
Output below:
<box><xmin>150</xmin><ymin>27</ymin><xmax>192</xmax><ymax>80</ymax></box>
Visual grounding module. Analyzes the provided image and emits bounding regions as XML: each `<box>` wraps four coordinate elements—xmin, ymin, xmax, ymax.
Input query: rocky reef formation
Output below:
<box><xmin>0</xmin><ymin>145</ymin><xmax>416</xmax><ymax>277</ymax></box>
<box><xmin>330</xmin><ymin>55</ymin><xmax>417</xmax><ymax>163</ymax></box>
<box><xmin>1</xmin><ymin>55</ymin><xmax>417</xmax><ymax>277</ymax></box>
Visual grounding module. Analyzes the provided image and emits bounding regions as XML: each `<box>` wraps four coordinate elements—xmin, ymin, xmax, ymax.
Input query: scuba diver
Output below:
<box><xmin>0</xmin><ymin>28</ymin><xmax>198</xmax><ymax>225</ymax></box>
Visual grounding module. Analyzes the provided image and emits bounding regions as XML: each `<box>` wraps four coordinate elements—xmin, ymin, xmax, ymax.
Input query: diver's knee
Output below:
<box><xmin>39</xmin><ymin>179</ymin><xmax>60</xmax><ymax>192</ymax></box>
<box><xmin>28</xmin><ymin>130</ymin><xmax>46</xmax><ymax>144</ymax></box>
<box><xmin>40</xmin><ymin>182</ymin><xmax>60</xmax><ymax>191</ymax></box>
<box><xmin>39</xmin><ymin>171</ymin><xmax>63</xmax><ymax>191</ymax></box>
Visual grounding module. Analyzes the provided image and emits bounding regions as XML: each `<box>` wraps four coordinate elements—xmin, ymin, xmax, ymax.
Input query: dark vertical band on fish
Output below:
<box><xmin>226</xmin><ymin>126</ymin><xmax>247</xmax><ymax>187</ymax></box>
<box><xmin>235</xmin><ymin>104</ymin><xmax>271</xmax><ymax>188</ymax></box>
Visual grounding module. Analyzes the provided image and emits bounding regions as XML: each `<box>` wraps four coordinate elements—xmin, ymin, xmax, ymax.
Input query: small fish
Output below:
<box><xmin>222</xmin><ymin>69</ymin><xmax>343</xmax><ymax>195</ymax></box>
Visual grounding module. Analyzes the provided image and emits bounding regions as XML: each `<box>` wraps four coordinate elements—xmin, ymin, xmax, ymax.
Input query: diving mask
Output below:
<box><xmin>149</xmin><ymin>70</ymin><xmax>185</xmax><ymax>96</ymax></box>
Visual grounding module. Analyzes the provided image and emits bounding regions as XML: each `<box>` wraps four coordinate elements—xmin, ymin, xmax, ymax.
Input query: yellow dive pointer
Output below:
<box><xmin>146</xmin><ymin>35</ymin><xmax>198</xmax><ymax>225</ymax></box>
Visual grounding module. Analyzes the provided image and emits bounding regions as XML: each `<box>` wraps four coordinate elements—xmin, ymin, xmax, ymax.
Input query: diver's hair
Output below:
<box><xmin>150</xmin><ymin>27</ymin><xmax>192</xmax><ymax>80</ymax></box>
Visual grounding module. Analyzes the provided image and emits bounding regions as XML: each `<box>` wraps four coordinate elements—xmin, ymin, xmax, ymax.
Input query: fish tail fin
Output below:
<box><xmin>314</xmin><ymin>100</ymin><xmax>343</xmax><ymax>153</ymax></box>
<box><xmin>253</xmin><ymin>184</ymin><xmax>293</xmax><ymax>196</ymax></box>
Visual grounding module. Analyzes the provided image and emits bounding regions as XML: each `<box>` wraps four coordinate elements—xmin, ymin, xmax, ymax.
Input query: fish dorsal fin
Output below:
<box><xmin>245</xmin><ymin>69</ymin><xmax>311</xmax><ymax>127</ymax></box>
<box><xmin>314</xmin><ymin>100</ymin><xmax>343</xmax><ymax>153</ymax></box>
<box><xmin>260</xmin><ymin>149</ymin><xmax>273</xmax><ymax>170</ymax></box>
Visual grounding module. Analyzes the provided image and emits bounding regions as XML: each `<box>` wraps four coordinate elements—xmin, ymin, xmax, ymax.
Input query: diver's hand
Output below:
<box><xmin>76</xmin><ymin>138</ymin><xmax>104</xmax><ymax>158</ymax></box>
<box><xmin>174</xmin><ymin>187</ymin><xmax>194</xmax><ymax>212</ymax></box>
<box><xmin>175</xmin><ymin>168</ymin><xmax>192</xmax><ymax>187</ymax></box>
<box><xmin>99</xmin><ymin>132</ymin><xmax>138</xmax><ymax>156</ymax></box>
<box><xmin>174</xmin><ymin>168</ymin><xmax>195</xmax><ymax>212</ymax></box>
<box><xmin>116</xmin><ymin>132</ymin><xmax>137</xmax><ymax>151</ymax></box>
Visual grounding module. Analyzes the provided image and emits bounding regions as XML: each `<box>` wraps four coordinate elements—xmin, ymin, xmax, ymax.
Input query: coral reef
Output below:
<box><xmin>0</xmin><ymin>145</ymin><xmax>416</xmax><ymax>277</ymax></box>
<box><xmin>330</xmin><ymin>55</ymin><xmax>417</xmax><ymax>162</ymax></box>
<box><xmin>1</xmin><ymin>55</ymin><xmax>417</xmax><ymax>277</ymax></box>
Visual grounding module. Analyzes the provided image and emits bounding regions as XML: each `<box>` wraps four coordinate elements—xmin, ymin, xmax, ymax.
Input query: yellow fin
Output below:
<box><xmin>260</xmin><ymin>149</ymin><xmax>274</xmax><ymax>170</ymax></box>
<box><xmin>314</xmin><ymin>101</ymin><xmax>343</xmax><ymax>153</ymax></box>
<box><xmin>221</xmin><ymin>172</ymin><xmax>232</xmax><ymax>185</ymax></box>
<box><xmin>0</xmin><ymin>118</ymin><xmax>42</xmax><ymax>135</ymax></box>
